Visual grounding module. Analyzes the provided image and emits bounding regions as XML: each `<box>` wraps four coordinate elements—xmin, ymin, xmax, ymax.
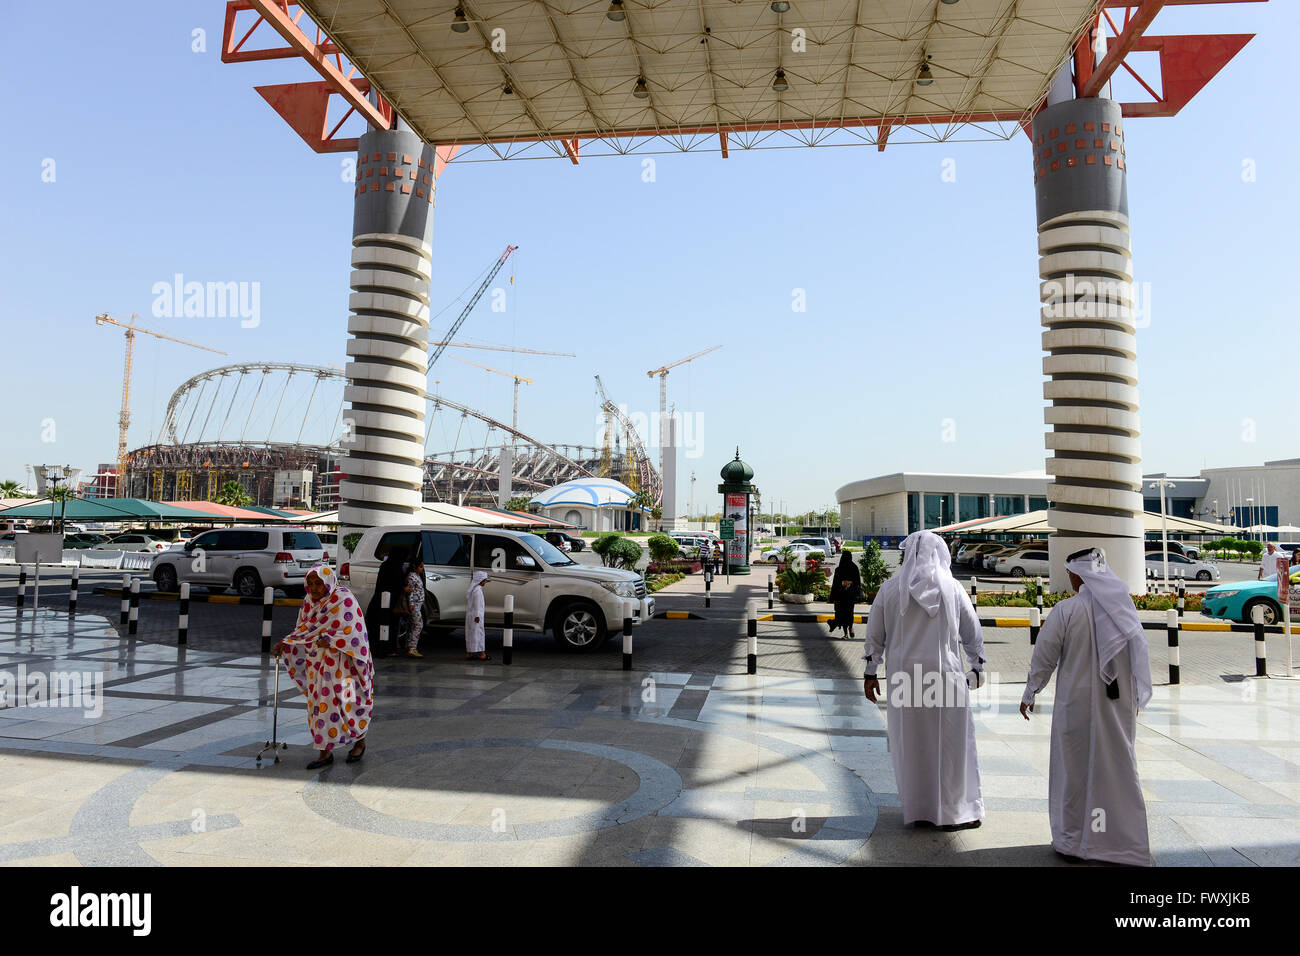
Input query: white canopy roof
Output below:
<box><xmin>931</xmin><ymin>509</ymin><xmax>1245</xmax><ymax>536</ymax></box>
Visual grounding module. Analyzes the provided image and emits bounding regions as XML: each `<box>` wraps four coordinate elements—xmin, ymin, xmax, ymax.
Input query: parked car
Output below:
<box><xmin>1201</xmin><ymin>566</ymin><xmax>1300</xmax><ymax>625</ymax></box>
<box><xmin>790</xmin><ymin>536</ymin><xmax>835</xmax><ymax>557</ymax></box>
<box><xmin>150</xmin><ymin>526</ymin><xmax>328</xmax><ymax>597</ymax></box>
<box><xmin>830</xmin><ymin>536</ymin><xmax>844</xmax><ymax>554</ymax></box>
<box><xmin>94</xmin><ymin>533</ymin><xmax>170</xmax><ymax>553</ymax></box>
<box><xmin>343</xmin><ymin>525</ymin><xmax>652</xmax><ymax>652</ymax></box>
<box><xmin>980</xmin><ymin>546</ymin><xmax>1019</xmax><ymax>571</ymax></box>
<box><xmin>63</xmin><ymin>532</ymin><xmax>109</xmax><ymax>549</ymax></box>
<box><xmin>1144</xmin><ymin>552</ymin><xmax>1219</xmax><ymax>582</ymax></box>
<box><xmin>543</xmin><ymin>531</ymin><xmax>586</xmax><ymax>553</ymax></box>
<box><xmin>993</xmin><ymin>548</ymin><xmax>1051</xmax><ymax>578</ymax></box>
<box><xmin>1143</xmin><ymin>541</ymin><xmax>1187</xmax><ymax>558</ymax></box>
<box><xmin>760</xmin><ymin>542</ymin><xmax>825</xmax><ymax>563</ymax></box>
<box><xmin>956</xmin><ymin>543</ymin><xmax>1002</xmax><ymax>566</ymax></box>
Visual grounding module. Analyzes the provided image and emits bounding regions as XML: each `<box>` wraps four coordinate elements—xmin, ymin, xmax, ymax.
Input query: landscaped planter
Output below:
<box><xmin>780</xmin><ymin>592</ymin><xmax>815</xmax><ymax>605</ymax></box>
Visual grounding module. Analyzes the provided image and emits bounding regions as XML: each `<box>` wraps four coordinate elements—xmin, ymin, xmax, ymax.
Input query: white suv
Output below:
<box><xmin>343</xmin><ymin>525</ymin><xmax>654</xmax><ymax>652</ymax></box>
<box><xmin>150</xmin><ymin>526</ymin><xmax>328</xmax><ymax>597</ymax></box>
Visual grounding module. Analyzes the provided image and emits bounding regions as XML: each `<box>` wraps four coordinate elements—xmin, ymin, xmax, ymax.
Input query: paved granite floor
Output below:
<box><xmin>0</xmin><ymin>599</ymin><xmax>1297</xmax><ymax>867</ymax></box>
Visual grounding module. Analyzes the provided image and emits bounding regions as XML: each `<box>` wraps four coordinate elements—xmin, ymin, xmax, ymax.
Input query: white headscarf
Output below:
<box><xmin>899</xmin><ymin>530</ymin><xmax>953</xmax><ymax>618</ymax></box>
<box><xmin>471</xmin><ymin>570</ymin><xmax>489</xmax><ymax>588</ymax></box>
<box><xmin>1065</xmin><ymin>547</ymin><xmax>1152</xmax><ymax>709</ymax></box>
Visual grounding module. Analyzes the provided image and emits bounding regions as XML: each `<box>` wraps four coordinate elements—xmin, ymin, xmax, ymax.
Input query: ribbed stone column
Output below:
<box><xmin>1032</xmin><ymin>97</ymin><xmax>1145</xmax><ymax>592</ymax></box>
<box><xmin>339</xmin><ymin>129</ymin><xmax>437</xmax><ymax>547</ymax></box>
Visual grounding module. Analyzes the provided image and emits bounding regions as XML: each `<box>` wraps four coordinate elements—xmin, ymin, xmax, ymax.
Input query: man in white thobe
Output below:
<box><xmin>464</xmin><ymin>570</ymin><xmax>489</xmax><ymax>661</ymax></box>
<box><xmin>1258</xmin><ymin>542</ymin><xmax>1289</xmax><ymax>580</ymax></box>
<box><xmin>1019</xmin><ymin>547</ymin><xmax>1152</xmax><ymax>866</ymax></box>
<box><xmin>864</xmin><ymin>530</ymin><xmax>986</xmax><ymax>830</ymax></box>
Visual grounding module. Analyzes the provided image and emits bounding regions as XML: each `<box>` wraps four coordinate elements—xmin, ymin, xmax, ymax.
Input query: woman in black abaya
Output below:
<box><xmin>829</xmin><ymin>550</ymin><xmax>862</xmax><ymax>639</ymax></box>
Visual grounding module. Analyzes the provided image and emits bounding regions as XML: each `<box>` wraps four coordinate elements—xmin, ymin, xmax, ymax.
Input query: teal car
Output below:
<box><xmin>1200</xmin><ymin>567</ymin><xmax>1300</xmax><ymax>625</ymax></box>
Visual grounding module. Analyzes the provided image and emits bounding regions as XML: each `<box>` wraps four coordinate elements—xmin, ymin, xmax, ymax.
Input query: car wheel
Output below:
<box><xmin>153</xmin><ymin>565</ymin><xmax>178</xmax><ymax>593</ymax></box>
<box><xmin>1010</xmin><ymin>566</ymin><xmax>1025</xmax><ymax>578</ymax></box>
<box><xmin>1242</xmin><ymin>598</ymin><xmax>1280</xmax><ymax>626</ymax></box>
<box><xmin>553</xmin><ymin>600</ymin><xmax>607</xmax><ymax>652</ymax></box>
<box><xmin>1195</xmin><ymin>570</ymin><xmax>1211</xmax><ymax>582</ymax></box>
<box><xmin>233</xmin><ymin>568</ymin><xmax>262</xmax><ymax>598</ymax></box>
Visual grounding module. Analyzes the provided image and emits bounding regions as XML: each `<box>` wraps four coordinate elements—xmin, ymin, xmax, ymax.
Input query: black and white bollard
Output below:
<box><xmin>16</xmin><ymin>565</ymin><xmax>26</xmax><ymax>611</ymax></box>
<box><xmin>969</xmin><ymin>581</ymin><xmax>977</xmax><ymax>606</ymax></box>
<box><xmin>622</xmin><ymin>599</ymin><xmax>634</xmax><ymax>671</ymax></box>
<box><xmin>1176</xmin><ymin>576</ymin><xmax>1185</xmax><ymax>620</ymax></box>
<box><xmin>261</xmin><ymin>587</ymin><xmax>274</xmax><ymax>654</ymax></box>
<box><xmin>119</xmin><ymin>573</ymin><xmax>130</xmax><ymax>628</ymax></box>
<box><xmin>178</xmin><ymin>583</ymin><xmax>190</xmax><ymax>646</ymax></box>
<box><xmin>1035</xmin><ymin>577</ymin><xmax>1044</xmax><ymax>618</ymax></box>
<box><xmin>1030</xmin><ymin>606</ymin><xmax>1041</xmax><ymax>646</ymax></box>
<box><xmin>502</xmin><ymin>594</ymin><xmax>514</xmax><ymax>666</ymax></box>
<box><xmin>1166</xmin><ymin>608</ymin><xmax>1180</xmax><ymax>685</ymax></box>
<box><xmin>704</xmin><ymin>567</ymin><xmax>712</xmax><ymax>609</ymax></box>
<box><xmin>68</xmin><ymin>565</ymin><xmax>78</xmax><ymax>615</ymax></box>
<box><xmin>746</xmin><ymin>598</ymin><xmax>758</xmax><ymax>675</ymax></box>
<box><xmin>767</xmin><ymin>573</ymin><xmax>774</xmax><ymax>610</ymax></box>
<box><xmin>128</xmin><ymin>579</ymin><xmax>140</xmax><ymax>636</ymax></box>
<box><xmin>1253</xmin><ymin>605</ymin><xmax>1267</xmax><ymax>678</ymax></box>
<box><xmin>379</xmin><ymin>590</ymin><xmax>391</xmax><ymax>650</ymax></box>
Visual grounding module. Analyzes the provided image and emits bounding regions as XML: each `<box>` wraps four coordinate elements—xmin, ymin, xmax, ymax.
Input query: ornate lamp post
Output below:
<box><xmin>717</xmin><ymin>448</ymin><xmax>756</xmax><ymax>575</ymax></box>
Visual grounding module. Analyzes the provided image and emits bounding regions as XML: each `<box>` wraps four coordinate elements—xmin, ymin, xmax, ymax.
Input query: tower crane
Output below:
<box><xmin>646</xmin><ymin>345</ymin><xmax>721</xmax><ymax>487</ymax></box>
<box><xmin>430</xmin><ymin>341</ymin><xmax>574</xmax><ymax>358</ymax></box>
<box><xmin>594</xmin><ymin>375</ymin><xmax>660</xmax><ymax>504</ymax></box>
<box><xmin>451</xmin><ymin>356</ymin><xmax>533</xmax><ymax>437</ymax></box>
<box><xmin>426</xmin><ymin>244</ymin><xmax>518</xmax><ymax>371</ymax></box>
<box><xmin>94</xmin><ymin>312</ymin><xmax>227</xmax><ymax>497</ymax></box>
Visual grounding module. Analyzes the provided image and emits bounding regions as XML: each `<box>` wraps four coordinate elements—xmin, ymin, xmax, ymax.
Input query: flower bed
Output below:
<box><xmin>646</xmin><ymin>572</ymin><xmax>686</xmax><ymax>592</ymax></box>
<box><xmin>647</xmin><ymin>559</ymin><xmax>701</xmax><ymax>575</ymax></box>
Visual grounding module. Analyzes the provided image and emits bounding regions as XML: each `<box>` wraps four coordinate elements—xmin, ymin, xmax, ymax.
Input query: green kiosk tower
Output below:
<box><xmin>718</xmin><ymin>449</ymin><xmax>756</xmax><ymax>575</ymax></box>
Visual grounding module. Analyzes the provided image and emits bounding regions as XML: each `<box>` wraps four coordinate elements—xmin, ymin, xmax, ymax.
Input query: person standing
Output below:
<box><xmin>863</xmin><ymin>530</ymin><xmax>985</xmax><ymax>831</ymax></box>
<box><xmin>465</xmin><ymin>569</ymin><xmax>490</xmax><ymax>661</ymax></box>
<box><xmin>273</xmin><ymin>564</ymin><xmax>372</xmax><ymax>769</ymax></box>
<box><xmin>400</xmin><ymin>555</ymin><xmax>425</xmax><ymax>659</ymax></box>
<box><xmin>365</xmin><ymin>545</ymin><xmax>408</xmax><ymax>658</ymax></box>
<box><xmin>829</xmin><ymin>550</ymin><xmax>862</xmax><ymax>639</ymax></box>
<box><xmin>1019</xmin><ymin>547</ymin><xmax>1152</xmax><ymax>866</ymax></box>
<box><xmin>1258</xmin><ymin>541</ymin><xmax>1289</xmax><ymax>580</ymax></box>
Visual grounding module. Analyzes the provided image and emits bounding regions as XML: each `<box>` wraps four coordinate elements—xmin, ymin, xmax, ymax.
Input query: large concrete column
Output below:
<box><xmin>338</xmin><ymin>128</ymin><xmax>438</xmax><ymax>552</ymax></box>
<box><xmin>661</xmin><ymin>415</ymin><xmax>678</xmax><ymax>530</ymax></box>
<box><xmin>1032</xmin><ymin>97</ymin><xmax>1145</xmax><ymax>592</ymax></box>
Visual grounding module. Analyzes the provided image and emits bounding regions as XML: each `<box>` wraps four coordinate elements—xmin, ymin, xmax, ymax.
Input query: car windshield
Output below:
<box><xmin>519</xmin><ymin>532</ymin><xmax>576</xmax><ymax>567</ymax></box>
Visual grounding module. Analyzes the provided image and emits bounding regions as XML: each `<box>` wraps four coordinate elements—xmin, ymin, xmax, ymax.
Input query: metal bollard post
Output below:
<box><xmin>178</xmin><ymin>583</ymin><xmax>190</xmax><ymax>645</ymax></box>
<box><xmin>1253</xmin><ymin>605</ymin><xmax>1267</xmax><ymax>678</ymax></box>
<box><xmin>1030</xmin><ymin>606</ymin><xmax>1041</xmax><ymax>646</ymax></box>
<box><xmin>120</xmin><ymin>573</ymin><xmax>130</xmax><ymax>627</ymax></box>
<box><xmin>1177</xmin><ymin>576</ymin><xmax>1185</xmax><ymax>620</ymax></box>
<box><xmin>68</xmin><ymin>565</ymin><xmax>78</xmax><ymax>615</ymax></box>
<box><xmin>746</xmin><ymin>598</ymin><xmax>758</xmax><ymax>675</ymax></box>
<box><xmin>379</xmin><ymin>590</ymin><xmax>391</xmax><ymax>650</ymax></box>
<box><xmin>622</xmin><ymin>599</ymin><xmax>634</xmax><ymax>672</ymax></box>
<box><xmin>1166</xmin><ymin>608</ymin><xmax>1180</xmax><ymax>685</ymax></box>
<box><xmin>704</xmin><ymin>567</ymin><xmax>711</xmax><ymax>609</ymax></box>
<box><xmin>767</xmin><ymin>573</ymin><xmax>774</xmax><ymax>610</ymax></box>
<box><xmin>128</xmin><ymin>579</ymin><xmax>140</xmax><ymax>636</ymax></box>
<box><xmin>502</xmin><ymin>594</ymin><xmax>514</xmax><ymax>666</ymax></box>
<box><xmin>1035</xmin><ymin>577</ymin><xmax>1044</xmax><ymax>617</ymax></box>
<box><xmin>261</xmin><ymin>587</ymin><xmax>274</xmax><ymax>654</ymax></box>
<box><xmin>16</xmin><ymin>565</ymin><xmax>26</xmax><ymax>611</ymax></box>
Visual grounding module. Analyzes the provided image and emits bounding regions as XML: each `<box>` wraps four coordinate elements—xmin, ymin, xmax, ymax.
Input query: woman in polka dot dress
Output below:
<box><xmin>272</xmin><ymin>563</ymin><xmax>373</xmax><ymax>770</ymax></box>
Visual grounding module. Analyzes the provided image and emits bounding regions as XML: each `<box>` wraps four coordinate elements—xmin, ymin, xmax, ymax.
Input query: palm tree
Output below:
<box><xmin>213</xmin><ymin>480</ymin><xmax>252</xmax><ymax>507</ymax></box>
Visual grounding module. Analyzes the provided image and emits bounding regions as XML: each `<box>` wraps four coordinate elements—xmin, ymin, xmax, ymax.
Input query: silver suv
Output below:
<box><xmin>150</xmin><ymin>526</ymin><xmax>328</xmax><ymax>597</ymax></box>
<box><xmin>343</xmin><ymin>525</ymin><xmax>653</xmax><ymax>652</ymax></box>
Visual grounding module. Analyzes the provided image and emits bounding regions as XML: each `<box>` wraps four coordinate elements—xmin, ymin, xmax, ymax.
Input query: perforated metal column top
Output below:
<box><xmin>1031</xmin><ymin>97</ymin><xmax>1144</xmax><ymax>591</ymax></box>
<box><xmin>339</xmin><ymin>129</ymin><xmax>437</xmax><ymax>533</ymax></box>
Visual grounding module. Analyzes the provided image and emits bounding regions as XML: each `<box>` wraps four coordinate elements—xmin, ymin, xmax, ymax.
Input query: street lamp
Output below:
<box><xmin>40</xmin><ymin>465</ymin><xmax>72</xmax><ymax>535</ymax></box>
<box><xmin>1148</xmin><ymin>478</ymin><xmax>1176</xmax><ymax>589</ymax></box>
<box><xmin>1246</xmin><ymin>497</ymin><xmax>1254</xmax><ymax>542</ymax></box>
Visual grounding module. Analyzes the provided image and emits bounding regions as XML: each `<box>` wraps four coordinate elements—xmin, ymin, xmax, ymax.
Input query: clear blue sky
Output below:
<box><xmin>1</xmin><ymin>1</ymin><xmax>1292</xmax><ymax>514</ymax></box>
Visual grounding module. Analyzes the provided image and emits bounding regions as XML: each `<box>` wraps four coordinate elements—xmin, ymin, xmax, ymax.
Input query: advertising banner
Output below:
<box><xmin>725</xmin><ymin>493</ymin><xmax>747</xmax><ymax>565</ymax></box>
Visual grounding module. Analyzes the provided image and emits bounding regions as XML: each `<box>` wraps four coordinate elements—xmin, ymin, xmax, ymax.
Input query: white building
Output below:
<box><xmin>530</xmin><ymin>477</ymin><xmax>646</xmax><ymax>532</ymax></box>
<box><xmin>835</xmin><ymin>472</ymin><xmax>1050</xmax><ymax>540</ymax></box>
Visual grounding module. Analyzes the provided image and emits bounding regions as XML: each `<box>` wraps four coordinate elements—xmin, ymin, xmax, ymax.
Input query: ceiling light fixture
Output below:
<box><xmin>771</xmin><ymin>1</ymin><xmax>791</xmax><ymax>12</ymax></box>
<box><xmin>451</xmin><ymin>7</ymin><xmax>469</xmax><ymax>32</ymax></box>
<box><xmin>773</xmin><ymin>69</ymin><xmax>789</xmax><ymax>93</ymax></box>
<box><xmin>917</xmin><ymin>55</ymin><xmax>934</xmax><ymax>86</ymax></box>
<box><xmin>607</xmin><ymin>0</ymin><xmax>626</xmax><ymax>21</ymax></box>
<box><xmin>633</xmin><ymin>77</ymin><xmax>649</xmax><ymax>99</ymax></box>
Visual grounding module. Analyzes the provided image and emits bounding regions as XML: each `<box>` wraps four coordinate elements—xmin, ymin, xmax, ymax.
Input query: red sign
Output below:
<box><xmin>1278</xmin><ymin>557</ymin><xmax>1291</xmax><ymax>604</ymax></box>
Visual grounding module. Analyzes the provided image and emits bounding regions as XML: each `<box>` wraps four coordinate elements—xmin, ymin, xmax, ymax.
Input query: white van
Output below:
<box><xmin>343</xmin><ymin>525</ymin><xmax>653</xmax><ymax>652</ymax></box>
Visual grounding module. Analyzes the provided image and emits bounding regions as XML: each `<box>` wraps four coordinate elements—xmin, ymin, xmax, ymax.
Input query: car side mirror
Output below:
<box><xmin>516</xmin><ymin>556</ymin><xmax>537</xmax><ymax>569</ymax></box>
<box><xmin>183</xmin><ymin>541</ymin><xmax>195</xmax><ymax>551</ymax></box>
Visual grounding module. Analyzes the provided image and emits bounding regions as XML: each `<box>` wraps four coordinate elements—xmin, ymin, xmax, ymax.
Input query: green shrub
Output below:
<box><xmin>777</xmin><ymin>554</ymin><xmax>828</xmax><ymax>595</ymax></box>
<box><xmin>857</xmin><ymin>540</ymin><xmax>892</xmax><ymax>595</ymax></box>
<box><xmin>647</xmin><ymin>572</ymin><xmax>685</xmax><ymax>593</ymax></box>
<box><xmin>593</xmin><ymin>533</ymin><xmax>642</xmax><ymax>570</ymax></box>
<box><xmin>647</xmin><ymin>533</ymin><xmax>680</xmax><ymax>564</ymax></box>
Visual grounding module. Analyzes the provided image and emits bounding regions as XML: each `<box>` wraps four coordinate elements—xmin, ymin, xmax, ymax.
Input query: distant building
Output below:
<box><xmin>835</xmin><ymin>472</ymin><xmax>1050</xmax><ymax>539</ymax></box>
<box><xmin>531</xmin><ymin>477</ymin><xmax>645</xmax><ymax>532</ymax></box>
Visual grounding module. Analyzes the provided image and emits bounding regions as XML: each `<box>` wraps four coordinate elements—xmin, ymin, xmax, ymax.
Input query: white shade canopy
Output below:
<box><xmin>930</xmin><ymin>509</ymin><xmax>1244</xmax><ymax>536</ymax></box>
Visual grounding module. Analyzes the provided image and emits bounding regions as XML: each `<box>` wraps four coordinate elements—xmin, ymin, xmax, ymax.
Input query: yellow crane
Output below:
<box><xmin>451</xmin><ymin>356</ymin><xmax>533</xmax><ymax>437</ymax></box>
<box><xmin>94</xmin><ymin>312</ymin><xmax>227</xmax><ymax>497</ymax></box>
<box><xmin>430</xmin><ymin>340</ymin><xmax>575</xmax><ymax>358</ymax></box>
<box><xmin>646</xmin><ymin>345</ymin><xmax>721</xmax><ymax>484</ymax></box>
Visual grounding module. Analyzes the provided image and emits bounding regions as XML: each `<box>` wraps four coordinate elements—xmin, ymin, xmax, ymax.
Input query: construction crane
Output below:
<box><xmin>430</xmin><ymin>341</ymin><xmax>574</xmax><ymax>358</ymax></box>
<box><xmin>426</xmin><ymin>244</ymin><xmax>518</xmax><ymax>371</ymax></box>
<box><xmin>451</xmin><ymin>356</ymin><xmax>533</xmax><ymax>437</ymax></box>
<box><xmin>646</xmin><ymin>345</ymin><xmax>721</xmax><ymax>486</ymax></box>
<box><xmin>94</xmin><ymin>312</ymin><xmax>227</xmax><ymax>497</ymax></box>
<box><xmin>594</xmin><ymin>375</ymin><xmax>660</xmax><ymax>503</ymax></box>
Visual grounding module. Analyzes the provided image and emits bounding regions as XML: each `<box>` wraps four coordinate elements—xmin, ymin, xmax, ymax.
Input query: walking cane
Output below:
<box><xmin>257</xmin><ymin>651</ymin><xmax>289</xmax><ymax>766</ymax></box>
